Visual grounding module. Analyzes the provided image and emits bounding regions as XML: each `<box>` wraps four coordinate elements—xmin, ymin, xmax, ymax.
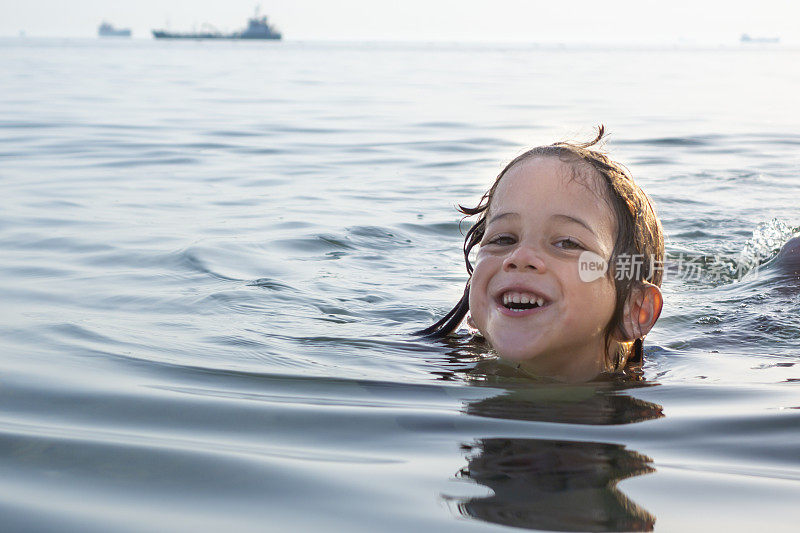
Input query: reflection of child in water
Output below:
<box><xmin>451</xmin><ymin>438</ymin><xmax>656</xmax><ymax>532</ymax></box>
<box><xmin>420</xmin><ymin>127</ymin><xmax>664</xmax><ymax>382</ymax></box>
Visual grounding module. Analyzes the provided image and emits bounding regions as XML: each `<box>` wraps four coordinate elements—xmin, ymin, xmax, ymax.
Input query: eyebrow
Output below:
<box><xmin>487</xmin><ymin>212</ymin><xmax>598</xmax><ymax>237</ymax></box>
<box><xmin>551</xmin><ymin>214</ymin><xmax>598</xmax><ymax>237</ymax></box>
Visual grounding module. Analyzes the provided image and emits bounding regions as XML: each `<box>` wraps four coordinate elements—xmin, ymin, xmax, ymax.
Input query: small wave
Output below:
<box><xmin>616</xmin><ymin>135</ymin><xmax>717</xmax><ymax>147</ymax></box>
<box><xmin>272</xmin><ymin>125</ymin><xmax>347</xmax><ymax>135</ymax></box>
<box><xmin>206</xmin><ymin>129</ymin><xmax>262</xmax><ymax>138</ymax></box>
<box><xmin>737</xmin><ymin>218</ymin><xmax>800</xmax><ymax>276</ymax></box>
<box><xmin>750</xmin><ymin>133</ymin><xmax>800</xmax><ymax>146</ymax></box>
<box><xmin>395</xmin><ymin>138</ymin><xmax>515</xmax><ymax>154</ymax></box>
<box><xmin>399</xmin><ymin>221</ymin><xmax>462</xmax><ymax>237</ymax></box>
<box><xmin>416</xmin><ymin>157</ymin><xmax>493</xmax><ymax>169</ymax></box>
<box><xmin>178</xmin><ymin>242</ymin><xmax>289</xmax><ymax>282</ymax></box>
<box><xmin>633</xmin><ymin>156</ymin><xmax>675</xmax><ymax>166</ymax></box>
<box><xmin>94</xmin><ymin>156</ymin><xmax>200</xmax><ymax>168</ymax></box>
<box><xmin>273</xmin><ymin>235</ymin><xmax>355</xmax><ymax>253</ymax></box>
<box><xmin>1</xmin><ymin>235</ymin><xmax>113</xmax><ymax>253</ymax></box>
<box><xmin>248</xmin><ymin>278</ymin><xmax>294</xmax><ymax>291</ymax></box>
<box><xmin>413</xmin><ymin>121</ymin><xmax>472</xmax><ymax>129</ymax></box>
<box><xmin>666</xmin><ymin>220</ymin><xmax>800</xmax><ymax>287</ymax></box>
<box><xmin>232</xmin><ymin>147</ymin><xmax>285</xmax><ymax>155</ymax></box>
<box><xmin>180</xmin><ymin>142</ymin><xmax>235</xmax><ymax>150</ymax></box>
<box><xmin>177</xmin><ymin>249</ymin><xmax>239</xmax><ymax>281</ymax></box>
<box><xmin>654</xmin><ymin>195</ymin><xmax>707</xmax><ymax>206</ymax></box>
<box><xmin>0</xmin><ymin>120</ymin><xmax>68</xmax><ymax>129</ymax></box>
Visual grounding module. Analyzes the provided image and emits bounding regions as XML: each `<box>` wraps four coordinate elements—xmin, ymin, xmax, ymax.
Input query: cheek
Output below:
<box><xmin>470</xmin><ymin>253</ymin><xmax>491</xmax><ymax>289</ymax></box>
<box><xmin>468</xmin><ymin>258</ymin><xmax>493</xmax><ymax>327</ymax></box>
<box><xmin>467</xmin><ymin>290</ymin><xmax>489</xmax><ymax>336</ymax></box>
<box><xmin>564</xmin><ymin>274</ymin><xmax>617</xmax><ymax>320</ymax></box>
<box><xmin>468</xmin><ymin>277</ymin><xmax>486</xmax><ymax>319</ymax></box>
<box><xmin>583</xmin><ymin>279</ymin><xmax>618</xmax><ymax>318</ymax></box>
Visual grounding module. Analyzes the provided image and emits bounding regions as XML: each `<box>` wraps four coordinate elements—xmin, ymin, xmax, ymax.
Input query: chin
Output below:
<box><xmin>489</xmin><ymin>342</ymin><xmax>544</xmax><ymax>364</ymax></box>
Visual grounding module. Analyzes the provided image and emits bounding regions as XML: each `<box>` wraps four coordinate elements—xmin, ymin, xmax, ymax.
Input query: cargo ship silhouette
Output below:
<box><xmin>98</xmin><ymin>21</ymin><xmax>132</xmax><ymax>38</ymax></box>
<box><xmin>152</xmin><ymin>10</ymin><xmax>281</xmax><ymax>40</ymax></box>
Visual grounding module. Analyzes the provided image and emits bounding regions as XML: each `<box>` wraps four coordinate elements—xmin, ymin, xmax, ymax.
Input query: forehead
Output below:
<box><xmin>490</xmin><ymin>156</ymin><xmax>617</xmax><ymax>240</ymax></box>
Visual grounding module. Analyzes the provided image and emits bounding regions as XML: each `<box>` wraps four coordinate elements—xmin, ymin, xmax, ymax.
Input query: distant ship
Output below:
<box><xmin>98</xmin><ymin>21</ymin><xmax>132</xmax><ymax>38</ymax></box>
<box><xmin>740</xmin><ymin>33</ymin><xmax>780</xmax><ymax>44</ymax></box>
<box><xmin>152</xmin><ymin>11</ymin><xmax>281</xmax><ymax>40</ymax></box>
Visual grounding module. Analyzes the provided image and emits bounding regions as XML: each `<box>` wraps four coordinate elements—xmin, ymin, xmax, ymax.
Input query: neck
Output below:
<box><xmin>516</xmin><ymin>349</ymin><xmax>608</xmax><ymax>383</ymax></box>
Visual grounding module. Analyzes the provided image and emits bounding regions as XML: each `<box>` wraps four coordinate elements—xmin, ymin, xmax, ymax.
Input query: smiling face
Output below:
<box><xmin>468</xmin><ymin>156</ymin><xmax>619</xmax><ymax>382</ymax></box>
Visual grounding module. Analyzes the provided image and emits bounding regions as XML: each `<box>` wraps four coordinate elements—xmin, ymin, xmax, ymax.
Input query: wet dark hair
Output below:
<box><xmin>418</xmin><ymin>126</ymin><xmax>664</xmax><ymax>371</ymax></box>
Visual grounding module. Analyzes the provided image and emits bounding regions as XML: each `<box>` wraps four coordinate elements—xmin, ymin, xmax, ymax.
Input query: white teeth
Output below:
<box><xmin>501</xmin><ymin>291</ymin><xmax>546</xmax><ymax>307</ymax></box>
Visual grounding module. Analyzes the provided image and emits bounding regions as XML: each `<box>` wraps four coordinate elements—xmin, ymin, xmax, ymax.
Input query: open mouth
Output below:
<box><xmin>500</xmin><ymin>291</ymin><xmax>548</xmax><ymax>312</ymax></box>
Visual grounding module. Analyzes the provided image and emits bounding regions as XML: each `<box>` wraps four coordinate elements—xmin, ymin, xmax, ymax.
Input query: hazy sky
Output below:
<box><xmin>5</xmin><ymin>0</ymin><xmax>798</xmax><ymax>44</ymax></box>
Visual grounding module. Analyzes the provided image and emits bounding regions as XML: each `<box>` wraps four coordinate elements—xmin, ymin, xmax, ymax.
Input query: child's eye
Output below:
<box><xmin>486</xmin><ymin>235</ymin><xmax>516</xmax><ymax>246</ymax></box>
<box><xmin>555</xmin><ymin>238</ymin><xmax>584</xmax><ymax>250</ymax></box>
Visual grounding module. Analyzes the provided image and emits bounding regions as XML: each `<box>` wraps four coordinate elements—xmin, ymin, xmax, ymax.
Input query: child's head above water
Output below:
<box><xmin>421</xmin><ymin>126</ymin><xmax>665</xmax><ymax>382</ymax></box>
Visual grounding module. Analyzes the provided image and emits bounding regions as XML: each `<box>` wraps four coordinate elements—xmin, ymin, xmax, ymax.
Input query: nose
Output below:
<box><xmin>502</xmin><ymin>243</ymin><xmax>547</xmax><ymax>272</ymax></box>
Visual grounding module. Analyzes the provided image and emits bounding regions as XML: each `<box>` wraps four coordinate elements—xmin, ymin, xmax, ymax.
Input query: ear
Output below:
<box><xmin>465</xmin><ymin>312</ymin><xmax>477</xmax><ymax>331</ymax></box>
<box><xmin>615</xmin><ymin>281</ymin><xmax>663</xmax><ymax>342</ymax></box>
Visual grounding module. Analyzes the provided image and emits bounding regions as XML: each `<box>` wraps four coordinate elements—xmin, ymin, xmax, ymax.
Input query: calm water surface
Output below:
<box><xmin>1</xmin><ymin>38</ymin><xmax>800</xmax><ymax>531</ymax></box>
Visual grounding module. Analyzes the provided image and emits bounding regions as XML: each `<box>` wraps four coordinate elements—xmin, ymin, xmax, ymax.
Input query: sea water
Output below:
<box><xmin>1</xmin><ymin>38</ymin><xmax>799</xmax><ymax>531</ymax></box>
